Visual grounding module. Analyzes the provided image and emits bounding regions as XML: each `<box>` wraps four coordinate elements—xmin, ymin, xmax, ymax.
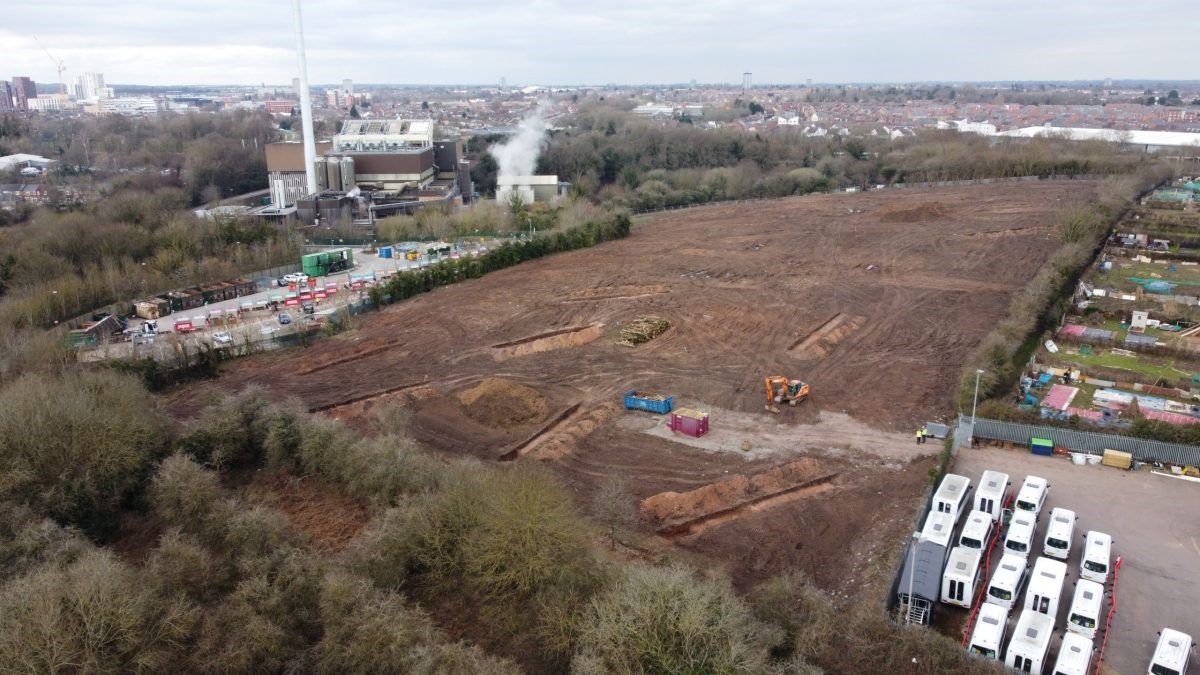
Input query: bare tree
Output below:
<box><xmin>590</xmin><ymin>476</ymin><xmax>637</xmax><ymax>550</ymax></box>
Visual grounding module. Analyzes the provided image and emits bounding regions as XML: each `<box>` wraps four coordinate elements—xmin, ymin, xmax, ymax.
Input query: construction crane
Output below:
<box><xmin>32</xmin><ymin>35</ymin><xmax>67</xmax><ymax>96</ymax></box>
<box><xmin>765</xmin><ymin>376</ymin><xmax>810</xmax><ymax>413</ymax></box>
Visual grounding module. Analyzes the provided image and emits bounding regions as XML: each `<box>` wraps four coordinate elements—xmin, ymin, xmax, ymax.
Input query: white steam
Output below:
<box><xmin>491</xmin><ymin>108</ymin><xmax>548</xmax><ymax>177</ymax></box>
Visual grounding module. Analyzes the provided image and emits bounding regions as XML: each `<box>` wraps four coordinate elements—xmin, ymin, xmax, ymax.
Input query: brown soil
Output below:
<box><xmin>457</xmin><ymin>377</ymin><xmax>549</xmax><ymax>428</ymax></box>
<box><xmin>875</xmin><ymin>200</ymin><xmax>951</xmax><ymax>222</ymax></box>
<box><xmin>243</xmin><ymin>474</ymin><xmax>370</xmax><ymax>554</ymax></box>
<box><xmin>167</xmin><ymin>181</ymin><xmax>1096</xmax><ymax>600</ymax></box>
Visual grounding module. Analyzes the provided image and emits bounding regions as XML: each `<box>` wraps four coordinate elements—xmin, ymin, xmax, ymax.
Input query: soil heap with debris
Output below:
<box><xmin>456</xmin><ymin>377</ymin><xmax>549</xmax><ymax>428</ymax></box>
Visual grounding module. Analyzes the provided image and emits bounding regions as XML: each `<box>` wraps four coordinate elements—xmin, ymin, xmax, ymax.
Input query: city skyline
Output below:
<box><xmin>3</xmin><ymin>0</ymin><xmax>1198</xmax><ymax>87</ymax></box>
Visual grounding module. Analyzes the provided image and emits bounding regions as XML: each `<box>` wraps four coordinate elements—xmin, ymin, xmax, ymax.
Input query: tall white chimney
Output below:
<box><xmin>292</xmin><ymin>0</ymin><xmax>317</xmax><ymax>199</ymax></box>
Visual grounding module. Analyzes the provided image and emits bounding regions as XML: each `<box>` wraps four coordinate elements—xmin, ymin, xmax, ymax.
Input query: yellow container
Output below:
<box><xmin>1101</xmin><ymin>449</ymin><xmax>1132</xmax><ymax>470</ymax></box>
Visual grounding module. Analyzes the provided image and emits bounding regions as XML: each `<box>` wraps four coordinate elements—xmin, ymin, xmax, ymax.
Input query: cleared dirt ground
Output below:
<box><xmin>170</xmin><ymin>181</ymin><xmax>1097</xmax><ymax>597</ymax></box>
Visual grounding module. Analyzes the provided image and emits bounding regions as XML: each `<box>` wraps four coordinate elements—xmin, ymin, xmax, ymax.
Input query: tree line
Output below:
<box><xmin>526</xmin><ymin>103</ymin><xmax>1153</xmax><ymax>212</ymax></box>
<box><xmin>0</xmin><ymin>372</ymin><xmax>1004</xmax><ymax>674</ymax></box>
<box><xmin>2</xmin><ymin>109</ymin><xmax>276</xmax><ymax>206</ymax></box>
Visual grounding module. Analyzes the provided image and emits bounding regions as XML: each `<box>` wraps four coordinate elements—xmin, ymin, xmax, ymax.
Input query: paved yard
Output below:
<box><xmin>954</xmin><ymin>444</ymin><xmax>1200</xmax><ymax>675</ymax></box>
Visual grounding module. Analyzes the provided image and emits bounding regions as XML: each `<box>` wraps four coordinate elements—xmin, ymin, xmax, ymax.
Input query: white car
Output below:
<box><xmin>211</xmin><ymin>331</ymin><xmax>233</xmax><ymax>346</ymax></box>
<box><xmin>280</xmin><ymin>272</ymin><xmax>309</xmax><ymax>286</ymax></box>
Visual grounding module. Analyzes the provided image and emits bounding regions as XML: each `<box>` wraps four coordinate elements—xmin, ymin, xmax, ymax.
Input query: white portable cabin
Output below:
<box><xmin>920</xmin><ymin>510</ymin><xmax>956</xmax><ymax>555</ymax></box>
<box><xmin>1149</xmin><ymin>628</ymin><xmax>1192</xmax><ymax>675</ymax></box>
<box><xmin>1043</xmin><ymin>507</ymin><xmax>1077</xmax><ymax>560</ymax></box>
<box><xmin>941</xmin><ymin>546</ymin><xmax>983</xmax><ymax>608</ymax></box>
<box><xmin>1015</xmin><ymin>475</ymin><xmax>1050</xmax><ymax>519</ymax></box>
<box><xmin>1066</xmin><ymin>579</ymin><xmax>1104</xmax><ymax>640</ymax></box>
<box><xmin>1080</xmin><ymin>531</ymin><xmax>1112</xmax><ymax>584</ymax></box>
<box><xmin>959</xmin><ymin>509</ymin><xmax>995</xmax><ymax>550</ymax></box>
<box><xmin>968</xmin><ymin>602</ymin><xmax>1009</xmax><ymax>661</ymax></box>
<box><xmin>987</xmin><ymin>552</ymin><xmax>1031</xmax><ymax>611</ymax></box>
<box><xmin>1052</xmin><ymin>631</ymin><xmax>1093</xmax><ymax>675</ymax></box>
<box><xmin>1006</xmin><ymin>610</ymin><xmax>1055</xmax><ymax>675</ymax></box>
<box><xmin>976</xmin><ymin>470</ymin><xmax>1011</xmax><ymax>522</ymax></box>
<box><xmin>933</xmin><ymin>473</ymin><xmax>973</xmax><ymax>525</ymax></box>
<box><xmin>1005</xmin><ymin>511</ymin><xmax>1038</xmax><ymax>558</ymax></box>
<box><xmin>1025</xmin><ymin>557</ymin><xmax>1068</xmax><ymax>621</ymax></box>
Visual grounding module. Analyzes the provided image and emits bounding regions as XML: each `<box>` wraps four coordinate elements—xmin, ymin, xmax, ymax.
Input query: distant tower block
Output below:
<box><xmin>806</xmin><ymin>78</ymin><xmax>813</xmax><ymax>87</ymax></box>
<box><xmin>742</xmin><ymin>72</ymin><xmax>752</xmax><ymax>94</ymax></box>
<box><xmin>500</xmin><ymin>76</ymin><xmax>507</xmax><ymax>90</ymax></box>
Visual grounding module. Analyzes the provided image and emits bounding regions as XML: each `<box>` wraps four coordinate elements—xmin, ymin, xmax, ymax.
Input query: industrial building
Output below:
<box><xmin>261</xmin><ymin>118</ymin><xmax>473</xmax><ymax>224</ymax></box>
<box><xmin>496</xmin><ymin>175</ymin><xmax>564</xmax><ymax>204</ymax></box>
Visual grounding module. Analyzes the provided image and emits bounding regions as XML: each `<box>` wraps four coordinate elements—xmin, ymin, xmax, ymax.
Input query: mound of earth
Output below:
<box><xmin>876</xmin><ymin>201</ymin><xmax>950</xmax><ymax>222</ymax></box>
<box><xmin>456</xmin><ymin>377</ymin><xmax>549</xmax><ymax>428</ymax></box>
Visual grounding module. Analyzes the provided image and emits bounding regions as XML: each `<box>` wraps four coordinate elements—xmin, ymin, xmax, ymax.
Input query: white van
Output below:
<box><xmin>920</xmin><ymin>510</ymin><xmax>955</xmax><ymax>552</ymax></box>
<box><xmin>987</xmin><ymin>553</ymin><xmax>1031</xmax><ymax>611</ymax></box>
<box><xmin>1005</xmin><ymin>511</ymin><xmax>1038</xmax><ymax>558</ymax></box>
<box><xmin>1006</xmin><ymin>609</ymin><xmax>1055</xmax><ymax>674</ymax></box>
<box><xmin>1043</xmin><ymin>507</ymin><xmax>1077</xmax><ymax>560</ymax></box>
<box><xmin>1148</xmin><ymin>628</ymin><xmax>1192</xmax><ymax>675</ymax></box>
<box><xmin>1053</xmin><ymin>631</ymin><xmax>1094</xmax><ymax>675</ymax></box>
<box><xmin>1080</xmin><ymin>531</ymin><xmax>1112</xmax><ymax>584</ymax></box>
<box><xmin>933</xmin><ymin>473</ymin><xmax>973</xmax><ymax>525</ymax></box>
<box><xmin>968</xmin><ymin>602</ymin><xmax>1009</xmax><ymax>660</ymax></box>
<box><xmin>959</xmin><ymin>509</ymin><xmax>995</xmax><ymax>550</ymax></box>
<box><xmin>1025</xmin><ymin>557</ymin><xmax>1068</xmax><ymax>621</ymax></box>
<box><xmin>976</xmin><ymin>470</ymin><xmax>1011</xmax><ymax>522</ymax></box>
<box><xmin>1066</xmin><ymin>579</ymin><xmax>1104</xmax><ymax>640</ymax></box>
<box><xmin>941</xmin><ymin>546</ymin><xmax>983</xmax><ymax>608</ymax></box>
<box><xmin>1015</xmin><ymin>475</ymin><xmax>1050</xmax><ymax>519</ymax></box>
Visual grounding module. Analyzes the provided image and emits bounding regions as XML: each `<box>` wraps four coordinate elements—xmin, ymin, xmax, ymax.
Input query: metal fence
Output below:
<box><xmin>969</xmin><ymin>416</ymin><xmax>1200</xmax><ymax>466</ymax></box>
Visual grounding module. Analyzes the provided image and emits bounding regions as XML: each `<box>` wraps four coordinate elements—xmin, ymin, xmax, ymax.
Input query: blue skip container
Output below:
<box><xmin>623</xmin><ymin>390</ymin><xmax>674</xmax><ymax>414</ymax></box>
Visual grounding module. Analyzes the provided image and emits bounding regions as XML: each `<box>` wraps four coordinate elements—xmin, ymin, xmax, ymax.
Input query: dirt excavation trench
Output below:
<box><xmin>642</xmin><ymin>458</ymin><xmax>842</xmax><ymax>539</ymax></box>
<box><xmin>168</xmin><ymin>181</ymin><xmax>1099</xmax><ymax>598</ymax></box>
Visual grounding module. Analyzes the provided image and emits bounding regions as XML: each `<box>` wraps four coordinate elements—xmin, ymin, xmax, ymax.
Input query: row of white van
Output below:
<box><xmin>970</xmin><ymin>607</ymin><xmax>1095</xmax><ymax>675</ymax></box>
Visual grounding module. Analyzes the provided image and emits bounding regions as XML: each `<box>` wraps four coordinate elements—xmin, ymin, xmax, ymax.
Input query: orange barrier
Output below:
<box><xmin>1093</xmin><ymin>555</ymin><xmax>1124</xmax><ymax>675</ymax></box>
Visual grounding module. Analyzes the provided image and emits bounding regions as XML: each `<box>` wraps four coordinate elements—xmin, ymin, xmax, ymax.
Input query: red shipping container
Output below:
<box><xmin>668</xmin><ymin>408</ymin><xmax>709</xmax><ymax>438</ymax></box>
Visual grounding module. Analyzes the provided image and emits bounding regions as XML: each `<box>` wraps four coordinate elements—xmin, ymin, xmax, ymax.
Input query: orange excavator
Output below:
<box><xmin>765</xmin><ymin>376</ymin><xmax>810</xmax><ymax>413</ymax></box>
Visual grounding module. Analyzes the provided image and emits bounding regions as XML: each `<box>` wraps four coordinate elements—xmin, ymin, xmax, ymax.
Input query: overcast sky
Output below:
<box><xmin>5</xmin><ymin>0</ymin><xmax>1198</xmax><ymax>87</ymax></box>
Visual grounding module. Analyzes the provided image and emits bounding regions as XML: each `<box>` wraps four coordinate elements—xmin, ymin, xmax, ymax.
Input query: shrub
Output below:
<box><xmin>149</xmin><ymin>454</ymin><xmax>223</xmax><ymax>531</ymax></box>
<box><xmin>464</xmin><ymin>465</ymin><xmax>601</xmax><ymax>604</ymax></box>
<box><xmin>342</xmin><ymin>503</ymin><xmax>419</xmax><ymax>590</ymax></box>
<box><xmin>337</xmin><ymin>434</ymin><xmax>445</xmax><ymax>506</ymax></box>
<box><xmin>0</xmin><ymin>550</ymin><xmax>195</xmax><ymax>674</ymax></box>
<box><xmin>0</xmin><ymin>502</ymin><xmax>91</xmax><ymax>578</ymax></box>
<box><xmin>0</xmin><ymin>371</ymin><xmax>167</xmax><ymax>535</ymax></box>
<box><xmin>314</xmin><ymin>571</ymin><xmax>440</xmax><ymax>673</ymax></box>
<box><xmin>750</xmin><ymin>572</ymin><xmax>836</xmax><ymax>662</ymax></box>
<box><xmin>145</xmin><ymin>529</ymin><xmax>224</xmax><ymax>602</ymax></box>
<box><xmin>175</xmin><ymin>388</ymin><xmax>270</xmax><ymax>470</ymax></box>
<box><xmin>572</xmin><ymin>563</ymin><xmax>772</xmax><ymax>674</ymax></box>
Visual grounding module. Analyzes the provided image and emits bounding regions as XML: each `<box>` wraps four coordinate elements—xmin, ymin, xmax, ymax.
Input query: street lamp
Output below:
<box><xmin>972</xmin><ymin>369</ymin><xmax>984</xmax><ymax>425</ymax></box>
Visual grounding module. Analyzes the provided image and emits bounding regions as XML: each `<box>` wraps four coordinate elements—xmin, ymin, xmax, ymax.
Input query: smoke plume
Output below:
<box><xmin>490</xmin><ymin>107</ymin><xmax>547</xmax><ymax>177</ymax></box>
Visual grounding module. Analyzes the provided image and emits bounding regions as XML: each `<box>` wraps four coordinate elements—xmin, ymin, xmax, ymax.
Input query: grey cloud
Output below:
<box><xmin>3</xmin><ymin>0</ymin><xmax>1197</xmax><ymax>85</ymax></box>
